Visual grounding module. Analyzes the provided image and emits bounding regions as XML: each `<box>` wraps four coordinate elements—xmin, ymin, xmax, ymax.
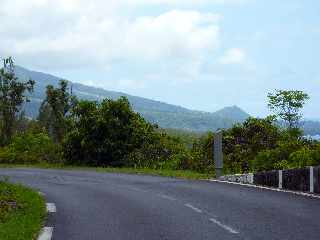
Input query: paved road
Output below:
<box><xmin>0</xmin><ymin>168</ymin><xmax>319</xmax><ymax>240</ymax></box>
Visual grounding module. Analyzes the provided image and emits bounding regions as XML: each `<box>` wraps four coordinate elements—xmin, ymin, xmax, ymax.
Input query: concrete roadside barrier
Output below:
<box><xmin>219</xmin><ymin>165</ymin><xmax>320</xmax><ymax>194</ymax></box>
<box><xmin>219</xmin><ymin>173</ymin><xmax>254</xmax><ymax>184</ymax></box>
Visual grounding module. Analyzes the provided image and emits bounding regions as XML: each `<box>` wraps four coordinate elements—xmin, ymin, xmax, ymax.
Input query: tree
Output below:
<box><xmin>268</xmin><ymin>90</ymin><xmax>309</xmax><ymax>129</ymax></box>
<box><xmin>63</xmin><ymin>97</ymin><xmax>155</xmax><ymax>166</ymax></box>
<box><xmin>38</xmin><ymin>80</ymin><xmax>77</xmax><ymax>143</ymax></box>
<box><xmin>222</xmin><ymin>116</ymin><xmax>280</xmax><ymax>173</ymax></box>
<box><xmin>0</xmin><ymin>57</ymin><xmax>34</xmax><ymax>145</ymax></box>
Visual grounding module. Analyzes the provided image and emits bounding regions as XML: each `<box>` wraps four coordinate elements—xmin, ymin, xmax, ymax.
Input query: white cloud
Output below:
<box><xmin>219</xmin><ymin>48</ymin><xmax>246</xmax><ymax>65</ymax></box>
<box><xmin>0</xmin><ymin>1</ymin><xmax>221</xmax><ymax>73</ymax></box>
<box><xmin>126</xmin><ymin>0</ymin><xmax>249</xmax><ymax>5</ymax></box>
<box><xmin>124</xmin><ymin>10</ymin><xmax>220</xmax><ymax>60</ymax></box>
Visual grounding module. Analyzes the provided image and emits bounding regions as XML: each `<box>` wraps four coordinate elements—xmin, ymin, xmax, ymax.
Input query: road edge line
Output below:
<box><xmin>184</xmin><ymin>203</ymin><xmax>203</xmax><ymax>213</ymax></box>
<box><xmin>209</xmin><ymin>218</ymin><xmax>239</xmax><ymax>234</ymax></box>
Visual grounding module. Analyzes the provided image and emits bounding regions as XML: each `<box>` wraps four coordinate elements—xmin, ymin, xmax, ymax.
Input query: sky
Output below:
<box><xmin>0</xmin><ymin>0</ymin><xmax>319</xmax><ymax>118</ymax></box>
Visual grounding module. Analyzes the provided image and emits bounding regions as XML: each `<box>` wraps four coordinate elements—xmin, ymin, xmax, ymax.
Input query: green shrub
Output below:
<box><xmin>273</xmin><ymin>160</ymin><xmax>290</xmax><ymax>170</ymax></box>
<box><xmin>252</xmin><ymin>142</ymin><xmax>320</xmax><ymax>172</ymax></box>
<box><xmin>252</xmin><ymin>149</ymin><xmax>283</xmax><ymax>171</ymax></box>
<box><xmin>0</xmin><ymin>180</ymin><xmax>22</xmax><ymax>222</ymax></box>
<box><xmin>0</xmin><ymin>133</ymin><xmax>59</xmax><ymax>164</ymax></box>
<box><xmin>311</xmin><ymin>144</ymin><xmax>320</xmax><ymax>166</ymax></box>
<box><xmin>0</xmin><ymin>180</ymin><xmax>46</xmax><ymax>240</ymax></box>
<box><xmin>189</xmin><ymin>132</ymin><xmax>215</xmax><ymax>173</ymax></box>
<box><xmin>166</xmin><ymin>152</ymin><xmax>191</xmax><ymax>170</ymax></box>
<box><xmin>0</xmin><ymin>148</ymin><xmax>15</xmax><ymax>164</ymax></box>
<box><xmin>288</xmin><ymin>147</ymin><xmax>313</xmax><ymax>168</ymax></box>
<box><xmin>126</xmin><ymin>133</ymin><xmax>191</xmax><ymax>171</ymax></box>
<box><xmin>63</xmin><ymin>98</ymin><xmax>157</xmax><ymax>167</ymax></box>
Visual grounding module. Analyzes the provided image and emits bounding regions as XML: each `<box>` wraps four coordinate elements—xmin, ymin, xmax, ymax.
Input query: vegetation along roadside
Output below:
<box><xmin>0</xmin><ymin>57</ymin><xmax>319</xmax><ymax>178</ymax></box>
<box><xmin>0</xmin><ymin>179</ymin><xmax>46</xmax><ymax>240</ymax></box>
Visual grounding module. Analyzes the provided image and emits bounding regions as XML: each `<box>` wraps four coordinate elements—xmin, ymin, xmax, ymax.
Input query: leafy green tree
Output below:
<box><xmin>38</xmin><ymin>80</ymin><xmax>77</xmax><ymax>143</ymax></box>
<box><xmin>126</xmin><ymin>132</ymin><xmax>190</xmax><ymax>170</ymax></box>
<box><xmin>63</xmin><ymin>97</ymin><xmax>154</xmax><ymax>166</ymax></box>
<box><xmin>221</xmin><ymin>116</ymin><xmax>280</xmax><ymax>173</ymax></box>
<box><xmin>0</xmin><ymin>57</ymin><xmax>34</xmax><ymax>145</ymax></box>
<box><xmin>268</xmin><ymin>90</ymin><xmax>309</xmax><ymax>129</ymax></box>
<box><xmin>190</xmin><ymin>116</ymin><xmax>284</xmax><ymax>174</ymax></box>
<box><xmin>189</xmin><ymin>132</ymin><xmax>215</xmax><ymax>173</ymax></box>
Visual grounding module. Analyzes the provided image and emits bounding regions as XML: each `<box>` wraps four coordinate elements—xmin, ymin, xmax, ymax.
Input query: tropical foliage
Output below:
<box><xmin>0</xmin><ymin>58</ymin><xmax>34</xmax><ymax>145</ymax></box>
<box><xmin>0</xmin><ymin>57</ymin><xmax>319</xmax><ymax>176</ymax></box>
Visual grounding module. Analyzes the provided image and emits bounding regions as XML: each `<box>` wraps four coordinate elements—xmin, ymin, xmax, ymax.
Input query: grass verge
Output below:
<box><xmin>0</xmin><ymin>179</ymin><xmax>46</xmax><ymax>240</ymax></box>
<box><xmin>0</xmin><ymin>163</ymin><xmax>213</xmax><ymax>180</ymax></box>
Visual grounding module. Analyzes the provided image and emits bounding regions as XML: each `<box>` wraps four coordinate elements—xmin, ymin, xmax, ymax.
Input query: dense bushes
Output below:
<box><xmin>63</xmin><ymin>98</ymin><xmax>152</xmax><ymax>166</ymax></box>
<box><xmin>0</xmin><ymin>94</ymin><xmax>194</xmax><ymax>171</ymax></box>
<box><xmin>0</xmin><ymin>180</ymin><xmax>46</xmax><ymax>240</ymax></box>
<box><xmin>250</xmin><ymin>139</ymin><xmax>320</xmax><ymax>172</ymax></box>
<box><xmin>0</xmin><ymin>132</ymin><xmax>59</xmax><ymax>164</ymax></box>
<box><xmin>126</xmin><ymin>133</ymin><xmax>190</xmax><ymax>170</ymax></box>
<box><xmin>1</xmin><ymin>104</ymin><xmax>319</xmax><ymax>175</ymax></box>
<box><xmin>0</xmin><ymin>98</ymin><xmax>319</xmax><ymax>175</ymax></box>
<box><xmin>189</xmin><ymin>132</ymin><xmax>215</xmax><ymax>173</ymax></box>
<box><xmin>221</xmin><ymin>117</ymin><xmax>281</xmax><ymax>173</ymax></box>
<box><xmin>190</xmin><ymin>117</ymin><xmax>320</xmax><ymax>174</ymax></box>
<box><xmin>62</xmin><ymin>97</ymin><xmax>190</xmax><ymax>169</ymax></box>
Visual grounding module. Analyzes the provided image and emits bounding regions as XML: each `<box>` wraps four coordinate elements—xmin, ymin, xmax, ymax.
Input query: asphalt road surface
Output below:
<box><xmin>0</xmin><ymin>168</ymin><xmax>319</xmax><ymax>240</ymax></box>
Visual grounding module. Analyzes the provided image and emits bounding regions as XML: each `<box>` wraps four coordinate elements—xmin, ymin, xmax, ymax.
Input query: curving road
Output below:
<box><xmin>0</xmin><ymin>168</ymin><xmax>319</xmax><ymax>240</ymax></box>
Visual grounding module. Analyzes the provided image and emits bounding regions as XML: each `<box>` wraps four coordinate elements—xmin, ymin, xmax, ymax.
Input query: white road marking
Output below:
<box><xmin>158</xmin><ymin>194</ymin><xmax>177</xmax><ymax>201</ymax></box>
<box><xmin>184</xmin><ymin>203</ymin><xmax>203</xmax><ymax>213</ymax></box>
<box><xmin>38</xmin><ymin>227</ymin><xmax>53</xmax><ymax>240</ymax></box>
<box><xmin>46</xmin><ymin>203</ymin><xmax>56</xmax><ymax>213</ymax></box>
<box><xmin>209</xmin><ymin>179</ymin><xmax>320</xmax><ymax>200</ymax></box>
<box><xmin>209</xmin><ymin>218</ymin><xmax>239</xmax><ymax>234</ymax></box>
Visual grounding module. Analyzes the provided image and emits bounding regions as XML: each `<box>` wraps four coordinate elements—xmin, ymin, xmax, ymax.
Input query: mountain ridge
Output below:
<box><xmin>15</xmin><ymin>66</ymin><xmax>251</xmax><ymax>131</ymax></box>
<box><xmin>14</xmin><ymin>65</ymin><xmax>320</xmax><ymax>134</ymax></box>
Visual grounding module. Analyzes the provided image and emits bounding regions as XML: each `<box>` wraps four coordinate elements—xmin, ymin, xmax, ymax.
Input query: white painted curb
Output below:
<box><xmin>38</xmin><ymin>202</ymin><xmax>56</xmax><ymax>240</ymax></box>
<box><xmin>46</xmin><ymin>203</ymin><xmax>56</xmax><ymax>213</ymax></box>
<box><xmin>38</xmin><ymin>227</ymin><xmax>53</xmax><ymax>240</ymax></box>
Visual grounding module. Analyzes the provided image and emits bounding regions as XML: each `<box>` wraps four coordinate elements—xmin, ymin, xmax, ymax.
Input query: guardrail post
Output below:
<box><xmin>248</xmin><ymin>173</ymin><xmax>254</xmax><ymax>184</ymax></box>
<box><xmin>278</xmin><ymin>170</ymin><xmax>283</xmax><ymax>189</ymax></box>
<box><xmin>310</xmin><ymin>167</ymin><xmax>314</xmax><ymax>193</ymax></box>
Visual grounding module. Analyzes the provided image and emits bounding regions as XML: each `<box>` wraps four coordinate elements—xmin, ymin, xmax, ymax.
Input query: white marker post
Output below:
<box><xmin>278</xmin><ymin>170</ymin><xmax>283</xmax><ymax>189</ymax></box>
<box><xmin>310</xmin><ymin>167</ymin><xmax>314</xmax><ymax>193</ymax></box>
<box><xmin>214</xmin><ymin>131</ymin><xmax>223</xmax><ymax>178</ymax></box>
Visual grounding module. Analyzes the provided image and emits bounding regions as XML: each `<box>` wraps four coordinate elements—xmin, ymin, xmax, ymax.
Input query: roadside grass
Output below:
<box><xmin>0</xmin><ymin>179</ymin><xmax>46</xmax><ymax>240</ymax></box>
<box><xmin>0</xmin><ymin>163</ymin><xmax>213</xmax><ymax>180</ymax></box>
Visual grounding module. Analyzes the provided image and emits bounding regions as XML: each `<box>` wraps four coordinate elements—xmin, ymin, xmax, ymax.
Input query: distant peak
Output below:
<box><xmin>217</xmin><ymin>105</ymin><xmax>246</xmax><ymax>112</ymax></box>
<box><xmin>213</xmin><ymin>105</ymin><xmax>250</xmax><ymax>121</ymax></box>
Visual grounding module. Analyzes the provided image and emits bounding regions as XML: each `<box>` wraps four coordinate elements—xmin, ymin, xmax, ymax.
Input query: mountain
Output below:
<box><xmin>15</xmin><ymin>66</ymin><xmax>252</xmax><ymax>132</ymax></box>
<box><xmin>301</xmin><ymin>120</ymin><xmax>320</xmax><ymax>136</ymax></box>
<box><xmin>15</xmin><ymin>66</ymin><xmax>320</xmax><ymax>134</ymax></box>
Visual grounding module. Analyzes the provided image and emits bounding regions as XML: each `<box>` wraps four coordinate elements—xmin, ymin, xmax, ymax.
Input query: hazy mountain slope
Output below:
<box><xmin>15</xmin><ymin>66</ymin><xmax>320</xmax><ymax>134</ymax></box>
<box><xmin>302</xmin><ymin>121</ymin><xmax>320</xmax><ymax>136</ymax></box>
<box><xmin>12</xmin><ymin>66</ymin><xmax>258</xmax><ymax>131</ymax></box>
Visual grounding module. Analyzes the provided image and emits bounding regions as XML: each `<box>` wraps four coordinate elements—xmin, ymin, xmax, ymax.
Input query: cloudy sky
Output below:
<box><xmin>1</xmin><ymin>0</ymin><xmax>319</xmax><ymax>118</ymax></box>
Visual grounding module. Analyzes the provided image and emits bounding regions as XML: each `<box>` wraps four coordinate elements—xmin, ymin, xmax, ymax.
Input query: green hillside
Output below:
<box><xmin>15</xmin><ymin>66</ymin><xmax>320</xmax><ymax>134</ymax></box>
<box><xmin>16</xmin><ymin>66</ymin><xmax>250</xmax><ymax>131</ymax></box>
